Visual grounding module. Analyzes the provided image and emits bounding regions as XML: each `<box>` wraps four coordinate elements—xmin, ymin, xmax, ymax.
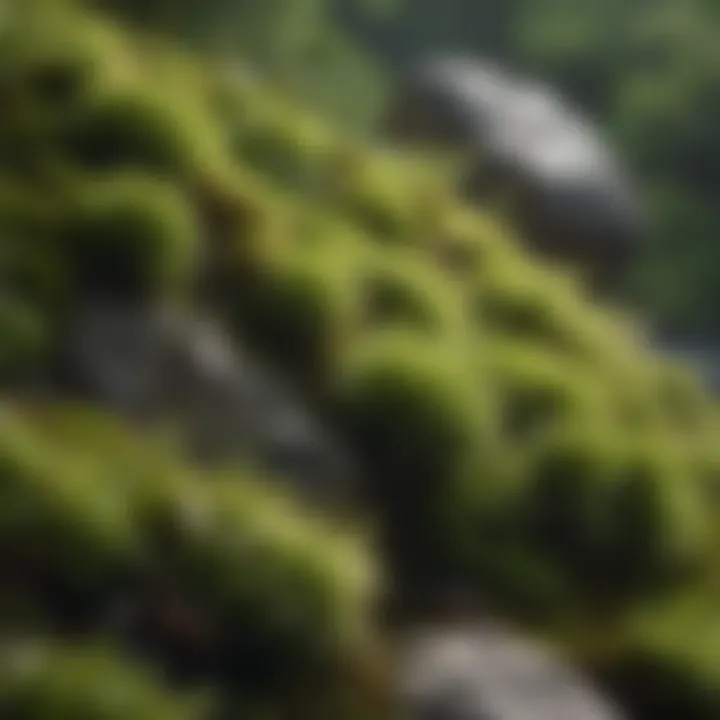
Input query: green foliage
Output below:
<box><xmin>339</xmin><ymin>0</ymin><xmax>720</xmax><ymax>336</ymax></box>
<box><xmin>0</xmin><ymin>640</ymin><xmax>208</xmax><ymax>719</ymax></box>
<box><xmin>596</xmin><ymin>596</ymin><xmax>720</xmax><ymax>720</ymax></box>
<box><xmin>0</xmin><ymin>296</ymin><xmax>48</xmax><ymax>377</ymax></box>
<box><xmin>60</xmin><ymin>174</ymin><xmax>201</xmax><ymax>297</ymax></box>
<box><xmin>0</xmin><ymin>405</ymin><xmax>378</xmax><ymax>709</ymax></box>
<box><xmin>335</xmin><ymin>330</ymin><xmax>483</xmax><ymax>481</ymax></box>
<box><xmin>64</xmin><ymin>92</ymin><xmax>211</xmax><ymax>175</ymax></box>
<box><xmin>487</xmin><ymin>341</ymin><xmax>606</xmax><ymax>441</ymax></box>
<box><xmin>228</xmin><ymin>227</ymin><xmax>366</xmax><ymax>387</ymax></box>
<box><xmin>0</xmin><ymin>2</ymin><xmax>719</xmax><ymax>717</ymax></box>
<box><xmin>357</xmin><ymin>244</ymin><xmax>467</xmax><ymax>339</ymax></box>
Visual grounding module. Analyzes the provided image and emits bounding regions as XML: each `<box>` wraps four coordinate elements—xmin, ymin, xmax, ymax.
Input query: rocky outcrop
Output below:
<box><xmin>400</xmin><ymin>623</ymin><xmax>626</xmax><ymax>720</ymax></box>
<box><xmin>386</xmin><ymin>55</ymin><xmax>645</xmax><ymax>292</ymax></box>
<box><xmin>49</xmin><ymin>299</ymin><xmax>357</xmax><ymax>508</ymax></box>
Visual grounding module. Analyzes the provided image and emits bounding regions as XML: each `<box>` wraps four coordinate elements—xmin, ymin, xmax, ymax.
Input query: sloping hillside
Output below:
<box><xmin>1</xmin><ymin>1</ymin><xmax>720</xmax><ymax>718</ymax></box>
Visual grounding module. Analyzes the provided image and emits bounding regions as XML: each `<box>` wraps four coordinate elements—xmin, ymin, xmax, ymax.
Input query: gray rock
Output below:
<box><xmin>52</xmin><ymin>300</ymin><xmax>356</xmax><ymax>507</ymax></box>
<box><xmin>400</xmin><ymin>623</ymin><xmax>626</xmax><ymax>720</ymax></box>
<box><xmin>386</xmin><ymin>55</ymin><xmax>646</xmax><ymax>291</ymax></box>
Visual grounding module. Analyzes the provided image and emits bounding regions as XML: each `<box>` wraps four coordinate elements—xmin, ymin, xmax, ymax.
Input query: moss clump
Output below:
<box><xmin>228</xmin><ymin>237</ymin><xmax>366</xmax><ymax>389</ymax></box>
<box><xmin>63</xmin><ymin>92</ymin><xmax>215</xmax><ymax>176</ymax></box>
<box><xmin>487</xmin><ymin>340</ymin><xmax>612</xmax><ymax>441</ymax></box>
<box><xmin>233</xmin><ymin>108</ymin><xmax>342</xmax><ymax>197</ymax></box>
<box><xmin>595</xmin><ymin>597</ymin><xmax>720</xmax><ymax>720</ymax></box>
<box><xmin>0</xmin><ymin>640</ymin><xmax>209</xmax><ymax>720</ymax></box>
<box><xmin>335</xmin><ymin>331</ymin><xmax>483</xmax><ymax>481</ymax></box>
<box><xmin>331</xmin><ymin>331</ymin><xmax>492</xmax><ymax>598</ymax></box>
<box><xmin>59</xmin><ymin>174</ymin><xmax>200</xmax><ymax>298</ymax></box>
<box><xmin>0</xmin><ymin>404</ymin><xmax>378</xmax><ymax>710</ymax></box>
<box><xmin>360</xmin><ymin>248</ymin><xmax>468</xmax><ymax>337</ymax></box>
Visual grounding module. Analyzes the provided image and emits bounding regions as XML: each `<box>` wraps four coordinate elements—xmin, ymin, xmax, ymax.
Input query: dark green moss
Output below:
<box><xmin>0</xmin><ymin>640</ymin><xmax>209</xmax><ymax>720</ymax></box>
<box><xmin>59</xmin><ymin>175</ymin><xmax>200</xmax><ymax>299</ymax></box>
<box><xmin>64</xmin><ymin>93</ymin><xmax>206</xmax><ymax>175</ymax></box>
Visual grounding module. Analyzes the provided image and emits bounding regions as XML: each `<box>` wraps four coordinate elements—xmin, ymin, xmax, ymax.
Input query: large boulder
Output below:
<box><xmin>385</xmin><ymin>56</ymin><xmax>646</xmax><ymax>292</ymax></box>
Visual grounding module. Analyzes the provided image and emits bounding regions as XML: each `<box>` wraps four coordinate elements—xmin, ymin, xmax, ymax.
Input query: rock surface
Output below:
<box><xmin>400</xmin><ymin>623</ymin><xmax>627</xmax><ymax>720</ymax></box>
<box><xmin>386</xmin><ymin>55</ymin><xmax>645</xmax><ymax>291</ymax></box>
<box><xmin>50</xmin><ymin>299</ymin><xmax>357</xmax><ymax>508</ymax></box>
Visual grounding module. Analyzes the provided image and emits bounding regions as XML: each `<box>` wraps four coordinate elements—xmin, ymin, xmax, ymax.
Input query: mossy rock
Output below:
<box><xmin>448</xmin><ymin>422</ymin><xmax>714</xmax><ymax>621</ymax></box>
<box><xmin>0</xmin><ymin>409</ymin><xmax>142</xmax><ymax>607</ymax></box>
<box><xmin>598</xmin><ymin>441</ymin><xmax>711</xmax><ymax>598</ymax></box>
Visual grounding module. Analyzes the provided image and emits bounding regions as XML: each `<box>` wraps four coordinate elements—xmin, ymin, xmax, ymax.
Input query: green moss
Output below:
<box><xmin>0</xmin><ymin>411</ymin><xmax>144</xmax><ymax>615</ymax></box>
<box><xmin>0</xmin><ymin>5</ymin><xmax>123</xmax><ymax>103</ymax></box>
<box><xmin>333</xmin><ymin>329</ymin><xmax>485</xmax><ymax>505</ymax></box>
<box><xmin>509</xmin><ymin>427</ymin><xmax>621</xmax><ymax>605</ymax></box>
<box><xmin>233</xmin><ymin>109</ymin><xmax>341</xmax><ymax>196</ymax></box>
<box><xmin>360</xmin><ymin>248</ymin><xmax>467</xmax><ymax>335</ymax></box>
<box><xmin>59</xmin><ymin>174</ymin><xmax>200</xmax><ymax>298</ymax></box>
<box><xmin>0</xmin><ymin>640</ymin><xmax>209</xmax><ymax>719</ymax></box>
<box><xmin>487</xmin><ymin>340</ymin><xmax>612</xmax><ymax>441</ymax></box>
<box><xmin>0</xmin><ymin>296</ymin><xmax>50</xmax><ymax>380</ymax></box>
<box><xmin>63</xmin><ymin>89</ymin><xmax>221</xmax><ymax>176</ymax></box>
<box><xmin>600</xmin><ymin>444</ymin><xmax>711</xmax><ymax>597</ymax></box>
<box><xmin>335</xmin><ymin>151</ymin><xmax>452</xmax><ymax>245</ymax></box>
<box><xmin>0</xmin><ymin>404</ymin><xmax>378</xmax><ymax>701</ymax></box>
<box><xmin>598</xmin><ymin>599</ymin><xmax>720</xmax><ymax>720</ymax></box>
<box><xmin>435</xmin><ymin>204</ymin><xmax>519</xmax><ymax>279</ymax></box>
<box><xmin>229</xmin><ymin>239</ymin><xmax>365</xmax><ymax>388</ymax></box>
<box><xmin>0</xmin><ymin>4</ymin><xmax>719</xmax><ymax>717</ymax></box>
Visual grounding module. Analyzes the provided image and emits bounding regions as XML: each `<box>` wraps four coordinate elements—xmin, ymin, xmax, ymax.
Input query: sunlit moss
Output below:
<box><xmin>334</xmin><ymin>329</ymin><xmax>485</xmax><ymax>484</ymax></box>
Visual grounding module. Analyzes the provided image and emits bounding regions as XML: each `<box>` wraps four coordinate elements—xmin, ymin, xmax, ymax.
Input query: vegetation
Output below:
<box><xmin>0</xmin><ymin>1</ymin><xmax>719</xmax><ymax>718</ymax></box>
<box><xmin>334</xmin><ymin>0</ymin><xmax>720</xmax><ymax>338</ymax></box>
<box><xmin>91</xmin><ymin>0</ymin><xmax>720</xmax><ymax>335</ymax></box>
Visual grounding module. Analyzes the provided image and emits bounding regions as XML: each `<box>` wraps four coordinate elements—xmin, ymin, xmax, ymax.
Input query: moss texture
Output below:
<box><xmin>0</xmin><ymin>1</ymin><xmax>719</xmax><ymax>717</ymax></box>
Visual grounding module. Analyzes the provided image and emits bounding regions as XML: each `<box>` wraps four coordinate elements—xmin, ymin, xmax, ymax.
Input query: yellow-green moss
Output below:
<box><xmin>0</xmin><ymin>404</ymin><xmax>378</xmax><ymax>698</ymax></box>
<box><xmin>0</xmin><ymin>3</ymin><xmax>719</xmax><ymax>716</ymax></box>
